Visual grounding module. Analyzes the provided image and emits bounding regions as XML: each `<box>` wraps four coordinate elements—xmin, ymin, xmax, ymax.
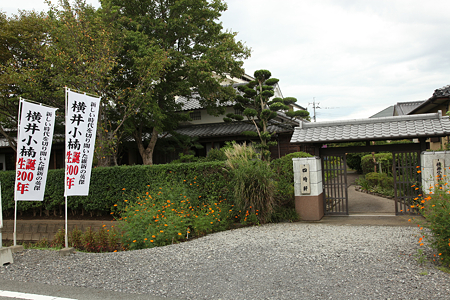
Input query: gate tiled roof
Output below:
<box><xmin>290</xmin><ymin>111</ymin><xmax>450</xmax><ymax>144</ymax></box>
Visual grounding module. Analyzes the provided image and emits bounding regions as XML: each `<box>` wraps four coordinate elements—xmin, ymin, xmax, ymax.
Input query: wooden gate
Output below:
<box><xmin>393</xmin><ymin>151</ymin><xmax>421</xmax><ymax>215</ymax></box>
<box><xmin>322</xmin><ymin>154</ymin><xmax>348</xmax><ymax>215</ymax></box>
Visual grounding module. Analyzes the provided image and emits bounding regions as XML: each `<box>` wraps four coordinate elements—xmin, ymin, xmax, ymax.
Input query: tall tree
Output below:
<box><xmin>0</xmin><ymin>10</ymin><xmax>54</xmax><ymax>152</ymax></box>
<box><xmin>45</xmin><ymin>0</ymin><xmax>132</xmax><ymax>166</ymax></box>
<box><xmin>224</xmin><ymin>69</ymin><xmax>309</xmax><ymax>160</ymax></box>
<box><xmin>104</xmin><ymin>0</ymin><xmax>251</xmax><ymax>165</ymax></box>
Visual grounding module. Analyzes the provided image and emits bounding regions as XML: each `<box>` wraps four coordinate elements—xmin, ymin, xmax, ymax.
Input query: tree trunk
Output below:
<box><xmin>135</xmin><ymin>127</ymin><xmax>159</xmax><ymax>165</ymax></box>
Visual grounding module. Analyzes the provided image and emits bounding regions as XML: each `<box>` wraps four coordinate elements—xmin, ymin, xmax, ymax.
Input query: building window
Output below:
<box><xmin>234</xmin><ymin>108</ymin><xmax>243</xmax><ymax>116</ymax></box>
<box><xmin>190</xmin><ymin>111</ymin><xmax>201</xmax><ymax>120</ymax></box>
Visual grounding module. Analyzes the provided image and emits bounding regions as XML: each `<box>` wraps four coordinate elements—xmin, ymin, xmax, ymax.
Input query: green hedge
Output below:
<box><xmin>0</xmin><ymin>154</ymin><xmax>310</xmax><ymax>219</ymax></box>
<box><xmin>0</xmin><ymin>162</ymin><xmax>233</xmax><ymax>217</ymax></box>
<box><xmin>361</xmin><ymin>153</ymin><xmax>392</xmax><ymax>175</ymax></box>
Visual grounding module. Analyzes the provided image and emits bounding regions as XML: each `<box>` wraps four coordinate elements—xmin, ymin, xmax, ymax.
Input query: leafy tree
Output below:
<box><xmin>0</xmin><ymin>10</ymin><xmax>55</xmax><ymax>152</ymax></box>
<box><xmin>45</xmin><ymin>0</ymin><xmax>135</xmax><ymax>166</ymax></box>
<box><xmin>104</xmin><ymin>0</ymin><xmax>251</xmax><ymax>165</ymax></box>
<box><xmin>224</xmin><ymin>69</ymin><xmax>309</xmax><ymax>160</ymax></box>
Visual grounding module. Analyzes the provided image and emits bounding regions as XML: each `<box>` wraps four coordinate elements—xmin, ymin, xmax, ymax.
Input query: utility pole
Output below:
<box><xmin>308</xmin><ymin>98</ymin><xmax>320</xmax><ymax>122</ymax></box>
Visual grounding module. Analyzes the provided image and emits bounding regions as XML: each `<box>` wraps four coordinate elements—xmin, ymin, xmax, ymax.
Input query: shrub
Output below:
<box><xmin>346</xmin><ymin>153</ymin><xmax>367</xmax><ymax>174</ymax></box>
<box><xmin>115</xmin><ymin>181</ymin><xmax>232</xmax><ymax>250</ymax></box>
<box><xmin>415</xmin><ymin>181</ymin><xmax>450</xmax><ymax>267</ymax></box>
<box><xmin>205</xmin><ymin>148</ymin><xmax>227</xmax><ymax>161</ymax></box>
<box><xmin>231</xmin><ymin>160</ymin><xmax>275</xmax><ymax>224</ymax></box>
<box><xmin>0</xmin><ymin>161</ymin><xmax>232</xmax><ymax>218</ymax></box>
<box><xmin>51</xmin><ymin>229</ymin><xmax>65</xmax><ymax>248</ymax></box>
<box><xmin>365</xmin><ymin>172</ymin><xmax>393</xmax><ymax>189</ymax></box>
<box><xmin>361</xmin><ymin>153</ymin><xmax>392</xmax><ymax>175</ymax></box>
<box><xmin>224</xmin><ymin>142</ymin><xmax>276</xmax><ymax>224</ymax></box>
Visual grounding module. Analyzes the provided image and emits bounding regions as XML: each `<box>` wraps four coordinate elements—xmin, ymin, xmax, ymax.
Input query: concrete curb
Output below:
<box><xmin>59</xmin><ymin>247</ymin><xmax>76</xmax><ymax>256</ymax></box>
<box><xmin>0</xmin><ymin>247</ymin><xmax>13</xmax><ymax>265</ymax></box>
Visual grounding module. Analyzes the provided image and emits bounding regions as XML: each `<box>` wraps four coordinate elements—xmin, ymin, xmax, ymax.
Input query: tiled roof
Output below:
<box><xmin>394</xmin><ymin>101</ymin><xmax>425</xmax><ymax>115</ymax></box>
<box><xmin>176</xmin><ymin>83</ymin><xmax>247</xmax><ymax>111</ymax></box>
<box><xmin>176</xmin><ymin>121</ymin><xmax>294</xmax><ymax>138</ymax></box>
<box><xmin>408</xmin><ymin>84</ymin><xmax>450</xmax><ymax>114</ymax></box>
<box><xmin>370</xmin><ymin>105</ymin><xmax>394</xmax><ymax>118</ymax></box>
<box><xmin>290</xmin><ymin>112</ymin><xmax>450</xmax><ymax>144</ymax></box>
<box><xmin>176</xmin><ymin>95</ymin><xmax>235</xmax><ymax>111</ymax></box>
<box><xmin>433</xmin><ymin>85</ymin><xmax>450</xmax><ymax>98</ymax></box>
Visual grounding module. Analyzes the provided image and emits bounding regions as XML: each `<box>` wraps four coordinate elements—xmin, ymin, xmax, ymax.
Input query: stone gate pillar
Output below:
<box><xmin>293</xmin><ymin>157</ymin><xmax>324</xmax><ymax>221</ymax></box>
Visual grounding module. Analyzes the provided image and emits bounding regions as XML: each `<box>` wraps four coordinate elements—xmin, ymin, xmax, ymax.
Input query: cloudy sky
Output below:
<box><xmin>4</xmin><ymin>0</ymin><xmax>450</xmax><ymax>121</ymax></box>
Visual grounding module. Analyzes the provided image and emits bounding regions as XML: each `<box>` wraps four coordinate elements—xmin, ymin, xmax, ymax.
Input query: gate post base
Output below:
<box><xmin>295</xmin><ymin>193</ymin><xmax>324</xmax><ymax>221</ymax></box>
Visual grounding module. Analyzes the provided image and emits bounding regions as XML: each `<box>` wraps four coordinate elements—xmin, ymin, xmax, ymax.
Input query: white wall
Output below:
<box><xmin>421</xmin><ymin>151</ymin><xmax>450</xmax><ymax>193</ymax></box>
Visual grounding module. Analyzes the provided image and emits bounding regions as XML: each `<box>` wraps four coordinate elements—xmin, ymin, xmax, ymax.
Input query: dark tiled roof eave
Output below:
<box><xmin>175</xmin><ymin>121</ymin><xmax>294</xmax><ymax>138</ymax></box>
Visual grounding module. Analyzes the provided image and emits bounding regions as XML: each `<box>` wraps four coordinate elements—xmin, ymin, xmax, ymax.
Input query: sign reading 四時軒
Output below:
<box><xmin>300</xmin><ymin>164</ymin><xmax>310</xmax><ymax>195</ymax></box>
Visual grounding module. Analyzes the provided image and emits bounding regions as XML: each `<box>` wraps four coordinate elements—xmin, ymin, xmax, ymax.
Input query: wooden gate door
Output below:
<box><xmin>322</xmin><ymin>154</ymin><xmax>348</xmax><ymax>215</ymax></box>
<box><xmin>393</xmin><ymin>151</ymin><xmax>421</xmax><ymax>215</ymax></box>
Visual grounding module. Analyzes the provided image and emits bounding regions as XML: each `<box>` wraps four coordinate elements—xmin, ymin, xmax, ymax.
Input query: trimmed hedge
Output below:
<box><xmin>361</xmin><ymin>153</ymin><xmax>392</xmax><ymax>175</ymax></box>
<box><xmin>0</xmin><ymin>153</ymin><xmax>311</xmax><ymax>219</ymax></box>
<box><xmin>0</xmin><ymin>162</ymin><xmax>233</xmax><ymax>217</ymax></box>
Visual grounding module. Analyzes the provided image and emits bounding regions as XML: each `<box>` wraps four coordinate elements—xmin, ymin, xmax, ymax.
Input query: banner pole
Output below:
<box><xmin>65</xmin><ymin>195</ymin><xmax>68</xmax><ymax>248</ymax></box>
<box><xmin>64</xmin><ymin>87</ymin><xmax>68</xmax><ymax>249</ymax></box>
<box><xmin>13</xmin><ymin>200</ymin><xmax>17</xmax><ymax>246</ymax></box>
<box><xmin>13</xmin><ymin>99</ymin><xmax>23</xmax><ymax>247</ymax></box>
<box><xmin>0</xmin><ymin>182</ymin><xmax>3</xmax><ymax>248</ymax></box>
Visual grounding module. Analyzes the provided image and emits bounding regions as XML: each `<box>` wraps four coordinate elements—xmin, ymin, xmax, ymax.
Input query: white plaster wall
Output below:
<box><xmin>293</xmin><ymin>157</ymin><xmax>322</xmax><ymax>196</ymax></box>
<box><xmin>421</xmin><ymin>151</ymin><xmax>450</xmax><ymax>193</ymax></box>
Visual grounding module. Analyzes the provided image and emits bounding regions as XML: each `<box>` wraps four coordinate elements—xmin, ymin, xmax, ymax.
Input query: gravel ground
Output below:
<box><xmin>1</xmin><ymin>223</ymin><xmax>450</xmax><ymax>299</ymax></box>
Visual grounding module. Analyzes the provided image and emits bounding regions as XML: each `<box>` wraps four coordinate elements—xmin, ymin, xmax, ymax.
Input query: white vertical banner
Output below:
<box><xmin>65</xmin><ymin>89</ymin><xmax>100</xmax><ymax>196</ymax></box>
<box><xmin>14</xmin><ymin>100</ymin><xmax>57</xmax><ymax>201</ymax></box>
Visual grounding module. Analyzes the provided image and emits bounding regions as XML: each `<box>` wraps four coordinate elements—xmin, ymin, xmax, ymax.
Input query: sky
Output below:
<box><xmin>4</xmin><ymin>0</ymin><xmax>450</xmax><ymax>122</ymax></box>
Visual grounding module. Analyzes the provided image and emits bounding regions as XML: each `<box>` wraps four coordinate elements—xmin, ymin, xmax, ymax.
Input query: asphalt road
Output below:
<box><xmin>0</xmin><ymin>279</ymin><xmax>179</xmax><ymax>300</ymax></box>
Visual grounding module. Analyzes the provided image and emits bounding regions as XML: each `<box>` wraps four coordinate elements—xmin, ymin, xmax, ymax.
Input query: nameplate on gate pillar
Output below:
<box><xmin>300</xmin><ymin>164</ymin><xmax>310</xmax><ymax>195</ymax></box>
<box><xmin>433</xmin><ymin>159</ymin><xmax>445</xmax><ymax>184</ymax></box>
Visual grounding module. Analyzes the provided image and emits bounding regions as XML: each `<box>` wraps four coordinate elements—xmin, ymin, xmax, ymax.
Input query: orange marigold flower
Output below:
<box><xmin>411</xmin><ymin>184</ymin><xmax>416</xmax><ymax>187</ymax></box>
<box><xmin>417</xmin><ymin>170</ymin><xmax>421</xmax><ymax>173</ymax></box>
<box><xmin>420</xmin><ymin>243</ymin><xmax>424</xmax><ymax>246</ymax></box>
<box><xmin>178</xmin><ymin>233</ymin><xmax>182</xmax><ymax>235</ymax></box>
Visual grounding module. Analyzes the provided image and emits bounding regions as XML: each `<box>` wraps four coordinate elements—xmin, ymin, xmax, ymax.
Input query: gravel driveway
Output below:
<box><xmin>1</xmin><ymin>223</ymin><xmax>449</xmax><ymax>299</ymax></box>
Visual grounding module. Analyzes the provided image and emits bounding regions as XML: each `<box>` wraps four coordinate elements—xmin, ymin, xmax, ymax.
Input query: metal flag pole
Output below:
<box><xmin>64</xmin><ymin>87</ymin><xmax>69</xmax><ymax>249</ymax></box>
<box><xmin>13</xmin><ymin>98</ymin><xmax>24</xmax><ymax>247</ymax></box>
<box><xmin>0</xmin><ymin>182</ymin><xmax>3</xmax><ymax>248</ymax></box>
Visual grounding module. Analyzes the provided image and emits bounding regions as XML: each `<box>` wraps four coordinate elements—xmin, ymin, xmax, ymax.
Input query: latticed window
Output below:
<box><xmin>190</xmin><ymin>111</ymin><xmax>201</xmax><ymax>120</ymax></box>
<box><xmin>234</xmin><ymin>108</ymin><xmax>243</xmax><ymax>116</ymax></box>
